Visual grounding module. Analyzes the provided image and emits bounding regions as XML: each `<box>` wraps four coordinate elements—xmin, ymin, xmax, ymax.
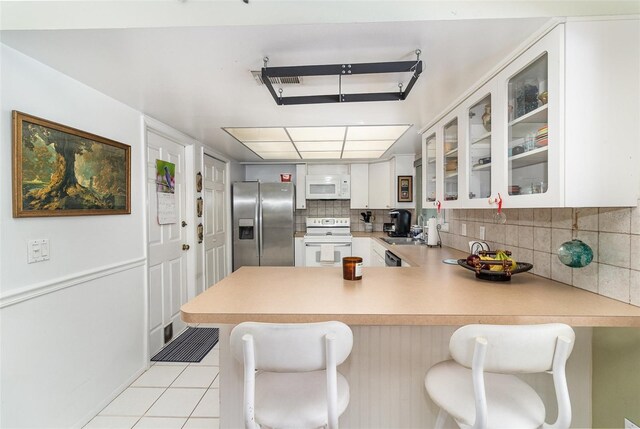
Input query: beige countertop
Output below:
<box><xmin>182</xmin><ymin>238</ymin><xmax>640</xmax><ymax>327</ymax></box>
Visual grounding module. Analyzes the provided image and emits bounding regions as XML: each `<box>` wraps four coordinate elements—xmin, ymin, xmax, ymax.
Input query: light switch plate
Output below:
<box><xmin>28</xmin><ymin>239</ymin><xmax>49</xmax><ymax>263</ymax></box>
<box><xmin>461</xmin><ymin>223</ymin><xmax>467</xmax><ymax>236</ymax></box>
<box><xmin>625</xmin><ymin>418</ymin><xmax>639</xmax><ymax>429</ymax></box>
<box><xmin>479</xmin><ymin>226</ymin><xmax>486</xmax><ymax>240</ymax></box>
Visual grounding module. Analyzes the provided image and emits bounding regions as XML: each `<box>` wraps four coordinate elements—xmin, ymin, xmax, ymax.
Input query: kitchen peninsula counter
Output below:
<box><xmin>182</xmin><ymin>242</ymin><xmax>640</xmax><ymax>327</ymax></box>
<box><xmin>182</xmin><ymin>242</ymin><xmax>638</xmax><ymax>427</ymax></box>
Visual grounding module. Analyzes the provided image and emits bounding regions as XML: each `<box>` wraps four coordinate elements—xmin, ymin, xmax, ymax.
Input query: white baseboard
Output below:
<box><xmin>72</xmin><ymin>362</ymin><xmax>149</xmax><ymax>429</ymax></box>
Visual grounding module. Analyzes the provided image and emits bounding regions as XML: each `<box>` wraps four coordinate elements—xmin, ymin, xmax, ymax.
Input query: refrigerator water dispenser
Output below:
<box><xmin>238</xmin><ymin>219</ymin><xmax>254</xmax><ymax>239</ymax></box>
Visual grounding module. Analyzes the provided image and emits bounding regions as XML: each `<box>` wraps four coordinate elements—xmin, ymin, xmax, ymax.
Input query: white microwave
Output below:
<box><xmin>305</xmin><ymin>175</ymin><xmax>350</xmax><ymax>200</ymax></box>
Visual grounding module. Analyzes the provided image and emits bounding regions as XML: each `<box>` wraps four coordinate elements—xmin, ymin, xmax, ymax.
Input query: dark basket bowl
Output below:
<box><xmin>457</xmin><ymin>259</ymin><xmax>533</xmax><ymax>281</ymax></box>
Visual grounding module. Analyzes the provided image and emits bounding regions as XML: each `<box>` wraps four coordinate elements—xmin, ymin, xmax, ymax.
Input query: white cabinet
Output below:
<box><xmin>352</xmin><ymin>157</ymin><xmax>414</xmax><ymax>209</ymax></box>
<box><xmin>295</xmin><ymin>164</ymin><xmax>306</xmax><ymax>209</ymax></box>
<box><xmin>352</xmin><ymin>237</ymin><xmax>371</xmax><ymax>266</ymax></box>
<box><xmin>368</xmin><ymin>160</ymin><xmax>393</xmax><ymax>209</ymax></box>
<box><xmin>423</xmin><ymin>132</ymin><xmax>438</xmax><ymax>209</ymax></box>
<box><xmin>421</xmin><ymin>21</ymin><xmax>640</xmax><ymax>208</ymax></box>
<box><xmin>370</xmin><ymin>239</ymin><xmax>387</xmax><ymax>267</ymax></box>
<box><xmin>294</xmin><ymin>237</ymin><xmax>304</xmax><ymax>267</ymax></box>
<box><xmin>350</xmin><ymin>164</ymin><xmax>369</xmax><ymax>209</ymax></box>
<box><xmin>497</xmin><ymin>25</ymin><xmax>561</xmax><ymax>208</ymax></box>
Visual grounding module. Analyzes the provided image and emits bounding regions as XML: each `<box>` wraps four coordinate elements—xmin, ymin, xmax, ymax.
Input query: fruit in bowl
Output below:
<box><xmin>466</xmin><ymin>250</ymin><xmax>516</xmax><ymax>271</ymax></box>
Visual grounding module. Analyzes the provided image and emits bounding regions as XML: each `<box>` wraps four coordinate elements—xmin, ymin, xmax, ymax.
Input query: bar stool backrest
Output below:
<box><xmin>449</xmin><ymin>323</ymin><xmax>575</xmax><ymax>373</ymax></box>
<box><xmin>230</xmin><ymin>321</ymin><xmax>353</xmax><ymax>372</ymax></box>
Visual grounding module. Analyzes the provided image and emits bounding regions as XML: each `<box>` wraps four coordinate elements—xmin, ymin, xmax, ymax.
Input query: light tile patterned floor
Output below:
<box><xmin>84</xmin><ymin>342</ymin><xmax>220</xmax><ymax>429</ymax></box>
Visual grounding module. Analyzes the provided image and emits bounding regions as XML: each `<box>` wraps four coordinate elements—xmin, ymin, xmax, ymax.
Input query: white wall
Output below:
<box><xmin>0</xmin><ymin>45</ymin><xmax>147</xmax><ymax>428</ymax></box>
<box><xmin>244</xmin><ymin>164</ymin><xmax>296</xmax><ymax>183</ymax></box>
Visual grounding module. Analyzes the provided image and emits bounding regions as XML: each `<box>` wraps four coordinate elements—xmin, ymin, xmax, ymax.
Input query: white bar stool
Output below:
<box><xmin>425</xmin><ymin>323</ymin><xmax>575</xmax><ymax>429</ymax></box>
<box><xmin>230</xmin><ymin>321</ymin><xmax>353</xmax><ymax>429</ymax></box>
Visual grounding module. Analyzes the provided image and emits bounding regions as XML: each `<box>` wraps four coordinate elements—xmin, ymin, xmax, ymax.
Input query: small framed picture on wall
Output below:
<box><xmin>397</xmin><ymin>175</ymin><xmax>413</xmax><ymax>202</ymax></box>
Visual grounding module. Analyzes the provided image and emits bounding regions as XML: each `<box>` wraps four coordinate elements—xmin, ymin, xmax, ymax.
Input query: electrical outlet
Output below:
<box><xmin>479</xmin><ymin>226</ymin><xmax>486</xmax><ymax>240</ymax></box>
<box><xmin>461</xmin><ymin>223</ymin><xmax>467</xmax><ymax>236</ymax></box>
<box><xmin>625</xmin><ymin>418</ymin><xmax>639</xmax><ymax>429</ymax></box>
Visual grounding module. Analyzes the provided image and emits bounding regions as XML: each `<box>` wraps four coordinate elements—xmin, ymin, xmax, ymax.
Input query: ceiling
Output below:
<box><xmin>1</xmin><ymin>1</ymin><xmax>634</xmax><ymax>163</ymax></box>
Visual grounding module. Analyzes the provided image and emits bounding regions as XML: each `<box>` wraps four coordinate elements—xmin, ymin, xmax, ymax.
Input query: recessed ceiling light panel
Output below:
<box><xmin>294</xmin><ymin>141</ymin><xmax>344</xmax><ymax>151</ymax></box>
<box><xmin>223</xmin><ymin>123</ymin><xmax>413</xmax><ymax>160</ymax></box>
<box><xmin>286</xmin><ymin>126</ymin><xmax>346</xmax><ymax>141</ymax></box>
<box><xmin>258</xmin><ymin>151</ymin><xmax>301</xmax><ymax>160</ymax></box>
<box><xmin>346</xmin><ymin>125</ymin><xmax>410</xmax><ymax>141</ymax></box>
<box><xmin>299</xmin><ymin>151</ymin><xmax>342</xmax><ymax>159</ymax></box>
<box><xmin>224</xmin><ymin>127</ymin><xmax>288</xmax><ymax>142</ymax></box>
<box><xmin>342</xmin><ymin>150</ymin><xmax>386</xmax><ymax>159</ymax></box>
<box><xmin>343</xmin><ymin>140</ymin><xmax>395</xmax><ymax>151</ymax></box>
<box><xmin>244</xmin><ymin>141</ymin><xmax>296</xmax><ymax>152</ymax></box>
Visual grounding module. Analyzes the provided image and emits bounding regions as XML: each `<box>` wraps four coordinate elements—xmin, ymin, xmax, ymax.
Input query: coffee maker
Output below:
<box><xmin>388</xmin><ymin>209</ymin><xmax>412</xmax><ymax>237</ymax></box>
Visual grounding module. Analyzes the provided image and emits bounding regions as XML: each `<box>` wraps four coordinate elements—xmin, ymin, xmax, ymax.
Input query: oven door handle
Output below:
<box><xmin>304</xmin><ymin>243</ymin><xmax>351</xmax><ymax>247</ymax></box>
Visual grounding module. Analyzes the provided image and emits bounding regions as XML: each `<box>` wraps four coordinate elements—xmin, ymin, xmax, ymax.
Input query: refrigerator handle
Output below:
<box><xmin>255</xmin><ymin>197</ymin><xmax>260</xmax><ymax>258</ymax></box>
<box><xmin>259</xmin><ymin>198</ymin><xmax>264</xmax><ymax>256</ymax></box>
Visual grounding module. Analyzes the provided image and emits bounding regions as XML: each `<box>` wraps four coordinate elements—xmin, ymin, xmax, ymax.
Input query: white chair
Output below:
<box><xmin>230</xmin><ymin>321</ymin><xmax>353</xmax><ymax>429</ymax></box>
<box><xmin>425</xmin><ymin>323</ymin><xmax>575</xmax><ymax>429</ymax></box>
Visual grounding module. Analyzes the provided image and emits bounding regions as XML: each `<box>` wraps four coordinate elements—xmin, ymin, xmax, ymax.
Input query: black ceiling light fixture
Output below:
<box><xmin>261</xmin><ymin>49</ymin><xmax>422</xmax><ymax>106</ymax></box>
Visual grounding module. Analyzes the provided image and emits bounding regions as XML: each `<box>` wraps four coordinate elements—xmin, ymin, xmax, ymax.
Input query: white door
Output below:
<box><xmin>147</xmin><ymin>131</ymin><xmax>188</xmax><ymax>356</ymax></box>
<box><xmin>203</xmin><ymin>155</ymin><xmax>228</xmax><ymax>289</ymax></box>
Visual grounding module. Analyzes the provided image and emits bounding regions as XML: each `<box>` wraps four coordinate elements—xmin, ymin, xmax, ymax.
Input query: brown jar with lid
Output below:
<box><xmin>342</xmin><ymin>256</ymin><xmax>363</xmax><ymax>280</ymax></box>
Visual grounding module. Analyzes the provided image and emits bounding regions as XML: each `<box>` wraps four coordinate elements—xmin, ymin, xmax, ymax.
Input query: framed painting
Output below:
<box><xmin>12</xmin><ymin>111</ymin><xmax>131</xmax><ymax>217</ymax></box>
<box><xmin>397</xmin><ymin>175</ymin><xmax>413</xmax><ymax>202</ymax></box>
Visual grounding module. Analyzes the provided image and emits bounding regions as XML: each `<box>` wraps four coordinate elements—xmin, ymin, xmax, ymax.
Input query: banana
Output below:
<box><xmin>482</xmin><ymin>250</ymin><xmax>517</xmax><ymax>271</ymax></box>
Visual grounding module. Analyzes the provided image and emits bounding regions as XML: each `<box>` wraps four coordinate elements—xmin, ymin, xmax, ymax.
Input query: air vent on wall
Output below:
<box><xmin>251</xmin><ymin>71</ymin><xmax>302</xmax><ymax>85</ymax></box>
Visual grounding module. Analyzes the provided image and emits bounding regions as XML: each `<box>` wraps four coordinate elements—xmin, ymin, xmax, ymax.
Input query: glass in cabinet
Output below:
<box><xmin>507</xmin><ymin>53</ymin><xmax>549</xmax><ymax>197</ymax></box>
<box><xmin>424</xmin><ymin>133</ymin><xmax>437</xmax><ymax>204</ymax></box>
<box><xmin>467</xmin><ymin>94</ymin><xmax>492</xmax><ymax>200</ymax></box>
<box><xmin>443</xmin><ymin>118</ymin><xmax>459</xmax><ymax>201</ymax></box>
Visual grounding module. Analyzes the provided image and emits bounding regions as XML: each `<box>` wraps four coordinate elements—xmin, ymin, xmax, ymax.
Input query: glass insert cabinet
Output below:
<box><xmin>468</xmin><ymin>94</ymin><xmax>492</xmax><ymax>201</ymax></box>
<box><xmin>507</xmin><ymin>54</ymin><xmax>549</xmax><ymax>198</ymax></box>
<box><xmin>422</xmin><ymin>21</ymin><xmax>639</xmax><ymax>210</ymax></box>
<box><xmin>421</xmin><ymin>25</ymin><xmax>562</xmax><ymax>209</ymax></box>
<box><xmin>443</xmin><ymin>118</ymin><xmax>459</xmax><ymax>202</ymax></box>
<box><xmin>424</xmin><ymin>133</ymin><xmax>437</xmax><ymax>204</ymax></box>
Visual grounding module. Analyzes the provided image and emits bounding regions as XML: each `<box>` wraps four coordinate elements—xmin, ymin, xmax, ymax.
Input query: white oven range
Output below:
<box><xmin>303</xmin><ymin>217</ymin><xmax>352</xmax><ymax>267</ymax></box>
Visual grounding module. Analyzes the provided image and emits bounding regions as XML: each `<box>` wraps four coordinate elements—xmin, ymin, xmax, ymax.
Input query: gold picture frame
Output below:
<box><xmin>12</xmin><ymin>111</ymin><xmax>131</xmax><ymax>217</ymax></box>
<box><xmin>397</xmin><ymin>175</ymin><xmax>413</xmax><ymax>202</ymax></box>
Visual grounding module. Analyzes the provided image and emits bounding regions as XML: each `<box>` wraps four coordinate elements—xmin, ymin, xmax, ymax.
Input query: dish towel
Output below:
<box><xmin>320</xmin><ymin>244</ymin><xmax>335</xmax><ymax>262</ymax></box>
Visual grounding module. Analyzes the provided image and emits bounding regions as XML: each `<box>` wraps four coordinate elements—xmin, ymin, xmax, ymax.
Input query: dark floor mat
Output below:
<box><xmin>151</xmin><ymin>327</ymin><xmax>219</xmax><ymax>363</ymax></box>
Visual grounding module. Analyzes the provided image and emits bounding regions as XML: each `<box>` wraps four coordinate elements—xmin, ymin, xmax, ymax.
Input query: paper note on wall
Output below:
<box><xmin>158</xmin><ymin>192</ymin><xmax>177</xmax><ymax>224</ymax></box>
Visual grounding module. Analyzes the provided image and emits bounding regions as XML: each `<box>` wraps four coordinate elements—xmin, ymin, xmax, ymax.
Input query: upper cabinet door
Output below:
<box><xmin>350</xmin><ymin>163</ymin><xmax>369</xmax><ymax>209</ymax></box>
<box><xmin>423</xmin><ymin>132</ymin><xmax>438</xmax><ymax>208</ymax></box>
<box><xmin>465</xmin><ymin>79</ymin><xmax>497</xmax><ymax>208</ymax></box>
<box><xmin>443</xmin><ymin>117</ymin><xmax>459</xmax><ymax>203</ymax></box>
<box><xmin>499</xmin><ymin>25</ymin><xmax>563</xmax><ymax>208</ymax></box>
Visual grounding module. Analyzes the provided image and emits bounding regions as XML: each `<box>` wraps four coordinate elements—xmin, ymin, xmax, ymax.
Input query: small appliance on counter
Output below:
<box><xmin>383</xmin><ymin>223</ymin><xmax>395</xmax><ymax>233</ymax></box>
<box><xmin>388</xmin><ymin>209</ymin><xmax>411</xmax><ymax>237</ymax></box>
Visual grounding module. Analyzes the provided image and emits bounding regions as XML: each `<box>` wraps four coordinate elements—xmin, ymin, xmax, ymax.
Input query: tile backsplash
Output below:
<box><xmin>295</xmin><ymin>200</ymin><xmax>414</xmax><ymax>233</ymax></box>
<box><xmin>440</xmin><ymin>206</ymin><xmax>640</xmax><ymax>308</ymax></box>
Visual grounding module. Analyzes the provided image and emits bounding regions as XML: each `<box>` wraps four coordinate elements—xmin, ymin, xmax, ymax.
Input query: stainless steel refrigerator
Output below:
<box><xmin>232</xmin><ymin>182</ymin><xmax>295</xmax><ymax>270</ymax></box>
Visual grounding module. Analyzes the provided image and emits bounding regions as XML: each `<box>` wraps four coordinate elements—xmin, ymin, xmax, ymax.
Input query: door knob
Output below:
<box><xmin>182</xmin><ymin>221</ymin><xmax>187</xmax><ymax>227</ymax></box>
<box><xmin>182</xmin><ymin>244</ymin><xmax>190</xmax><ymax>251</ymax></box>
